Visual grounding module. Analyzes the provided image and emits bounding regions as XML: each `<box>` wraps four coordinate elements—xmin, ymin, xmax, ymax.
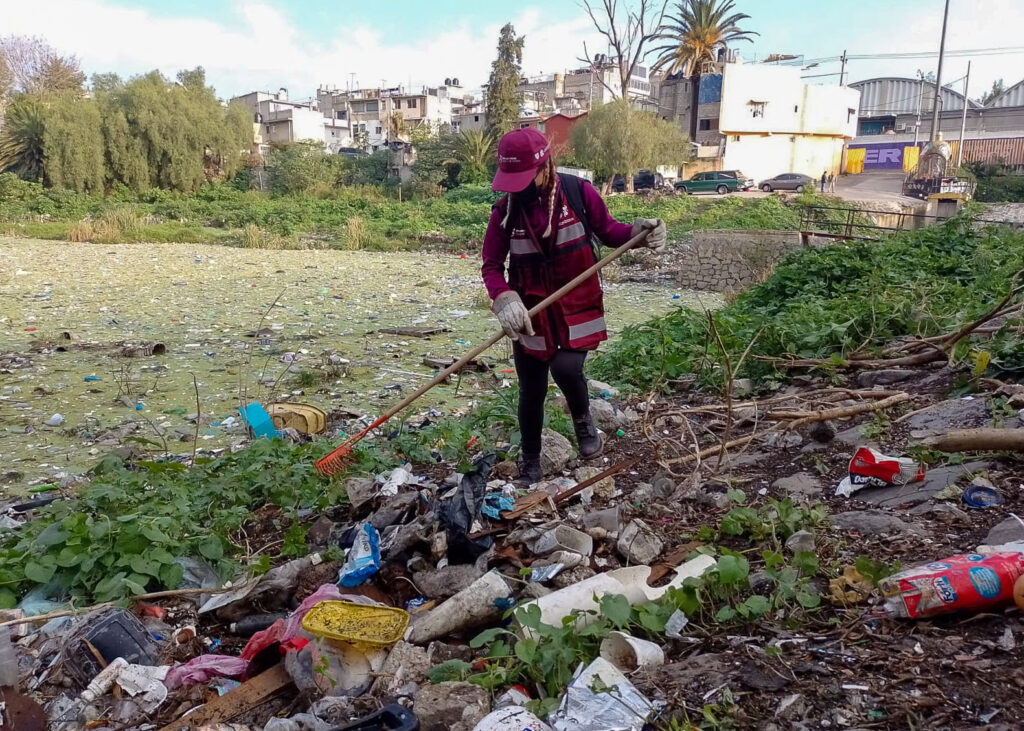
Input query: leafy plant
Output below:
<box><xmin>854</xmin><ymin>555</ymin><xmax>900</xmax><ymax>586</ymax></box>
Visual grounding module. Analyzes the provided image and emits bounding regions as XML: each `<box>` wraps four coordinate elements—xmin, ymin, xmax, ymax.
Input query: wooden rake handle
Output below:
<box><xmin>367</xmin><ymin>229</ymin><xmax>651</xmax><ymax>429</ymax></box>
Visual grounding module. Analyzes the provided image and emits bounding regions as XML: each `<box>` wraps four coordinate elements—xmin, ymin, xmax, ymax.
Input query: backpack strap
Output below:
<box><xmin>558</xmin><ymin>173</ymin><xmax>601</xmax><ymax>265</ymax></box>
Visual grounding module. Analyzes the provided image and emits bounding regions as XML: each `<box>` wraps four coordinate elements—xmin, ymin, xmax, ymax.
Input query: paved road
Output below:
<box><xmin>833</xmin><ymin>171</ymin><xmax>924</xmax><ymax>208</ymax></box>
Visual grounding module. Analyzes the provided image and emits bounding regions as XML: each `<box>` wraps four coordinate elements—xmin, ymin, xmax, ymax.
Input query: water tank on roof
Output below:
<box><xmin>445</xmin><ymin>77</ymin><xmax>452</xmax><ymax>86</ymax></box>
<box><xmin>453</xmin><ymin>78</ymin><xmax>460</xmax><ymax>86</ymax></box>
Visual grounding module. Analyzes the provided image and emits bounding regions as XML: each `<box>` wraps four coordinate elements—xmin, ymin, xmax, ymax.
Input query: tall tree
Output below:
<box><xmin>650</xmin><ymin>0</ymin><xmax>757</xmax><ymax>138</ymax></box>
<box><xmin>33</xmin><ymin>56</ymin><xmax>86</xmax><ymax>94</ymax></box>
<box><xmin>41</xmin><ymin>94</ymin><xmax>104</xmax><ymax>192</ymax></box>
<box><xmin>486</xmin><ymin>23</ymin><xmax>524</xmax><ymax>136</ymax></box>
<box><xmin>580</xmin><ymin>0</ymin><xmax>668</xmax><ymax>101</ymax></box>
<box><xmin>0</xmin><ymin>52</ymin><xmax>12</xmax><ymax>113</ymax></box>
<box><xmin>981</xmin><ymin>78</ymin><xmax>1006</xmax><ymax>105</ymax></box>
<box><xmin>0</xmin><ymin>95</ymin><xmax>46</xmax><ymax>181</ymax></box>
<box><xmin>95</xmin><ymin>70</ymin><xmax>250</xmax><ymax>191</ymax></box>
<box><xmin>570</xmin><ymin>99</ymin><xmax>689</xmax><ymax>193</ymax></box>
<box><xmin>175</xmin><ymin>66</ymin><xmax>207</xmax><ymax>91</ymax></box>
<box><xmin>0</xmin><ymin>36</ymin><xmax>84</xmax><ymax>94</ymax></box>
<box><xmin>455</xmin><ymin>130</ymin><xmax>496</xmax><ymax>184</ymax></box>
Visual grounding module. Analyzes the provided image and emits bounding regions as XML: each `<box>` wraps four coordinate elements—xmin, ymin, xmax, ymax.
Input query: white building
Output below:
<box><xmin>718</xmin><ymin>62</ymin><xmax>860</xmax><ymax>183</ymax></box>
<box><xmin>231</xmin><ymin>89</ymin><xmax>351</xmax><ymax>153</ymax></box>
<box><xmin>317</xmin><ymin>82</ymin><xmax>458</xmax><ymax>150</ymax></box>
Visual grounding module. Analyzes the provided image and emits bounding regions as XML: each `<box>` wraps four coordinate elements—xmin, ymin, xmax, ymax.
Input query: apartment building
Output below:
<box><xmin>317</xmin><ymin>82</ymin><xmax>457</xmax><ymax>149</ymax></box>
<box><xmin>231</xmin><ymin>89</ymin><xmax>351</xmax><ymax>153</ymax></box>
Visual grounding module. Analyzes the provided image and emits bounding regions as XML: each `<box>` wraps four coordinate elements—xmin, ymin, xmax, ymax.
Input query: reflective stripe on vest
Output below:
<box><xmin>568</xmin><ymin>316</ymin><xmax>607</xmax><ymax>342</ymax></box>
<box><xmin>510</xmin><ymin>235</ymin><xmax>541</xmax><ymax>256</ymax></box>
<box><xmin>554</xmin><ymin>221</ymin><xmax>586</xmax><ymax>248</ymax></box>
<box><xmin>519</xmin><ymin>334</ymin><xmax>547</xmax><ymax>351</ymax></box>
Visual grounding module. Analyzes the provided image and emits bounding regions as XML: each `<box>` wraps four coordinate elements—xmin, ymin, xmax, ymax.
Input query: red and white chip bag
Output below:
<box><xmin>835</xmin><ymin>447</ymin><xmax>925</xmax><ymax>497</ymax></box>
<box><xmin>880</xmin><ymin>552</ymin><xmax>1024</xmax><ymax>619</ymax></box>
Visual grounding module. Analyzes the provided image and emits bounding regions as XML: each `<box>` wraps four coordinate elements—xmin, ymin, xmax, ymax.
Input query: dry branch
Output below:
<box><xmin>921</xmin><ymin>428</ymin><xmax>1024</xmax><ymax>453</ymax></box>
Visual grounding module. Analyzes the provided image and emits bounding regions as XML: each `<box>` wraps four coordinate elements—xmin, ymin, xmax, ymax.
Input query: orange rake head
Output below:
<box><xmin>315</xmin><ymin>416</ymin><xmax>388</xmax><ymax>476</ymax></box>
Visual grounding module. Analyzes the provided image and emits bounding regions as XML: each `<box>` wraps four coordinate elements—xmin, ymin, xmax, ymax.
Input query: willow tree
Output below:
<box><xmin>41</xmin><ymin>94</ymin><xmax>104</xmax><ymax>192</ymax></box>
<box><xmin>96</xmin><ymin>69</ymin><xmax>250</xmax><ymax>191</ymax></box>
<box><xmin>570</xmin><ymin>99</ymin><xmax>690</xmax><ymax>193</ymax></box>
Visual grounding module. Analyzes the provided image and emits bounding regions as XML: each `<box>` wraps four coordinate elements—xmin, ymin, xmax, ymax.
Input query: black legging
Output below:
<box><xmin>514</xmin><ymin>345</ymin><xmax>590</xmax><ymax>456</ymax></box>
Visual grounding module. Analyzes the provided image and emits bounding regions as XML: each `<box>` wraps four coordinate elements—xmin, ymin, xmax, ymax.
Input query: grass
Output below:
<box><xmin>0</xmin><ymin>172</ymin><xmax>851</xmax><ymax>253</ymax></box>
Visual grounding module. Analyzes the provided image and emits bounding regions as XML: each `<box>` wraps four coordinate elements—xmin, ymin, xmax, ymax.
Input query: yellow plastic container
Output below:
<box><xmin>267</xmin><ymin>403</ymin><xmax>327</xmax><ymax>435</ymax></box>
<box><xmin>301</xmin><ymin>601</ymin><xmax>410</xmax><ymax>648</ymax></box>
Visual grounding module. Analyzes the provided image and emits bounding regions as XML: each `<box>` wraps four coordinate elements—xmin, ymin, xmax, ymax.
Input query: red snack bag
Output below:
<box><xmin>880</xmin><ymin>552</ymin><xmax>1024</xmax><ymax>618</ymax></box>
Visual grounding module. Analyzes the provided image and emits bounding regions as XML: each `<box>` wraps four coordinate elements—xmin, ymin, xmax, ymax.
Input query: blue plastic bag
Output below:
<box><xmin>338</xmin><ymin>523</ymin><xmax>381</xmax><ymax>587</ymax></box>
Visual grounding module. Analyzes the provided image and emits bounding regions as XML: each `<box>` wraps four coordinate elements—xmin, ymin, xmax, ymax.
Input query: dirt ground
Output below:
<box><xmin>0</xmin><ymin>238</ymin><xmax>705</xmax><ymax>492</ymax></box>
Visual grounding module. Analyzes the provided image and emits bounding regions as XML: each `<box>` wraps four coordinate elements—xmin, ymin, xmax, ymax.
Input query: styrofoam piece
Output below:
<box><xmin>534</xmin><ymin>525</ymin><xmax>594</xmax><ymax>557</ymax></box>
<box><xmin>599</xmin><ymin>631</ymin><xmax>665</xmax><ymax>671</ymax></box>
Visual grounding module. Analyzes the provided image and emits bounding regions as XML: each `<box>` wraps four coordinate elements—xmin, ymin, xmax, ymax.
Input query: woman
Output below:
<box><xmin>481</xmin><ymin>128</ymin><xmax>666</xmax><ymax>484</ymax></box>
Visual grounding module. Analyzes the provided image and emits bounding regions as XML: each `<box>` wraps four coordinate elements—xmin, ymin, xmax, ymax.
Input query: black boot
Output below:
<box><xmin>516</xmin><ymin>453</ymin><xmax>543</xmax><ymax>485</ymax></box>
<box><xmin>573</xmin><ymin>413</ymin><xmax>604</xmax><ymax>460</ymax></box>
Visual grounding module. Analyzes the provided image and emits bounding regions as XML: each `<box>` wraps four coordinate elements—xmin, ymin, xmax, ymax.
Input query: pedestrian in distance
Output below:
<box><xmin>827</xmin><ymin>172</ymin><xmax>836</xmax><ymax>193</ymax></box>
<box><xmin>481</xmin><ymin>127</ymin><xmax>666</xmax><ymax>484</ymax></box>
<box><xmin>820</xmin><ymin>170</ymin><xmax>827</xmax><ymax>193</ymax></box>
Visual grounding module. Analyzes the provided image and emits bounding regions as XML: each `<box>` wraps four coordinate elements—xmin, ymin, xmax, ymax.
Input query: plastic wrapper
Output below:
<box><xmin>836</xmin><ymin>447</ymin><xmax>925</xmax><ymax>497</ymax></box>
<box><xmin>880</xmin><ymin>551</ymin><xmax>1024</xmax><ymax>618</ymax></box>
<box><xmin>548</xmin><ymin>657</ymin><xmax>662</xmax><ymax>731</ymax></box>
<box><xmin>163</xmin><ymin>655</ymin><xmax>249</xmax><ymax>690</ymax></box>
<box><xmin>338</xmin><ymin>524</ymin><xmax>381</xmax><ymax>587</ymax></box>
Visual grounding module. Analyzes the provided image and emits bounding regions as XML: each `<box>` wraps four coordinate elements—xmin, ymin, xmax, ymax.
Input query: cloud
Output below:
<box><xmin>0</xmin><ymin>0</ymin><xmax>605</xmax><ymax>99</ymax></box>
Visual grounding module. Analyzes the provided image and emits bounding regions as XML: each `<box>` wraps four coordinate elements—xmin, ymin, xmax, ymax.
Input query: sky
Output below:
<box><xmin>1</xmin><ymin>0</ymin><xmax>1022</xmax><ymax>102</ymax></box>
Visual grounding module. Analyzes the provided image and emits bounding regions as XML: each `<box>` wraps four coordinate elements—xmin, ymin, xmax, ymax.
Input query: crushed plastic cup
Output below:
<box><xmin>836</xmin><ymin>447</ymin><xmax>924</xmax><ymax>498</ymax></box>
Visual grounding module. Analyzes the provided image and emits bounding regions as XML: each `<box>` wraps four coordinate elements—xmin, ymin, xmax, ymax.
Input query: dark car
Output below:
<box><xmin>674</xmin><ymin>170</ymin><xmax>754</xmax><ymax>195</ymax></box>
<box><xmin>758</xmin><ymin>173</ymin><xmax>813</xmax><ymax>193</ymax></box>
<box><xmin>611</xmin><ymin>170</ymin><xmax>666</xmax><ymax>192</ymax></box>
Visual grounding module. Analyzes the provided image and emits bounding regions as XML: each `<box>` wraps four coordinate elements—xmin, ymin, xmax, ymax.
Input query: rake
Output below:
<box><xmin>314</xmin><ymin>228</ymin><xmax>651</xmax><ymax>476</ymax></box>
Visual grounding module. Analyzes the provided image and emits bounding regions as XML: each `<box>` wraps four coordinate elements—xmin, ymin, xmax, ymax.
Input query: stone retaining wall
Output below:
<box><xmin>675</xmin><ymin>229</ymin><xmax>810</xmax><ymax>293</ymax></box>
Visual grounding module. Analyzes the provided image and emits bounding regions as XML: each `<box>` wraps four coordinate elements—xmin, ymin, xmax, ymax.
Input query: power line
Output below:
<box><xmin>779</xmin><ymin>45</ymin><xmax>1024</xmax><ymax>66</ymax></box>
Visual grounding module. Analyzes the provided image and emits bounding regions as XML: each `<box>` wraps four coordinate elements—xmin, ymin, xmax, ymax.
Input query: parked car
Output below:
<box><xmin>674</xmin><ymin>170</ymin><xmax>753</xmax><ymax>195</ymax></box>
<box><xmin>758</xmin><ymin>173</ymin><xmax>813</xmax><ymax>193</ymax></box>
<box><xmin>611</xmin><ymin>170</ymin><xmax>667</xmax><ymax>192</ymax></box>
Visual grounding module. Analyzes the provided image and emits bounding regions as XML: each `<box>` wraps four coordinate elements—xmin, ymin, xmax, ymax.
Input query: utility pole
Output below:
<box><xmin>839</xmin><ymin>50</ymin><xmax>848</xmax><ymax>86</ymax></box>
<box><xmin>957</xmin><ymin>60</ymin><xmax>971</xmax><ymax>166</ymax></box>
<box><xmin>914</xmin><ymin>73</ymin><xmax>924</xmax><ymax>145</ymax></box>
<box><xmin>929</xmin><ymin>0</ymin><xmax>951</xmax><ymax>143</ymax></box>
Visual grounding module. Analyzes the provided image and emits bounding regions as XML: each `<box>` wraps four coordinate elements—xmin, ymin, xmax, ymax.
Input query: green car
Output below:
<box><xmin>674</xmin><ymin>170</ymin><xmax>754</xmax><ymax>195</ymax></box>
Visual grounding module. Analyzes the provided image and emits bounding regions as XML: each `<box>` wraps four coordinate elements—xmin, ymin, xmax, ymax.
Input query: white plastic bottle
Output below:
<box><xmin>80</xmin><ymin>657</ymin><xmax>129</xmax><ymax>702</ymax></box>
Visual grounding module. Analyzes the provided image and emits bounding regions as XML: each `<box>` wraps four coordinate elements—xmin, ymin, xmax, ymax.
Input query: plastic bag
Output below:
<box><xmin>439</xmin><ymin>453</ymin><xmax>496</xmax><ymax>564</ymax></box>
<box><xmin>164</xmin><ymin>655</ymin><xmax>249</xmax><ymax>690</ymax></box>
<box><xmin>549</xmin><ymin>657</ymin><xmax>662</xmax><ymax>731</ymax></box>
<box><xmin>338</xmin><ymin>524</ymin><xmax>381</xmax><ymax>587</ymax></box>
<box><xmin>880</xmin><ymin>551</ymin><xmax>1024</xmax><ymax>618</ymax></box>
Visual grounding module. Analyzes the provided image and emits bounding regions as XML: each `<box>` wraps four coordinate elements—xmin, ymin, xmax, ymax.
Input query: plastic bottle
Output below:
<box><xmin>80</xmin><ymin>656</ymin><xmax>129</xmax><ymax>702</ymax></box>
<box><xmin>0</xmin><ymin>627</ymin><xmax>18</xmax><ymax>687</ymax></box>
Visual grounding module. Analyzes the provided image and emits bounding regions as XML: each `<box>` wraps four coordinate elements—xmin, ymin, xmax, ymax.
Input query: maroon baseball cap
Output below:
<box><xmin>492</xmin><ymin>127</ymin><xmax>551</xmax><ymax>192</ymax></box>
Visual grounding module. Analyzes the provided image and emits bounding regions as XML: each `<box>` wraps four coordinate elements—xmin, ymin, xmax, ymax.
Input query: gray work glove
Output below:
<box><xmin>492</xmin><ymin>290</ymin><xmax>535</xmax><ymax>341</ymax></box>
<box><xmin>632</xmin><ymin>218</ymin><xmax>667</xmax><ymax>252</ymax></box>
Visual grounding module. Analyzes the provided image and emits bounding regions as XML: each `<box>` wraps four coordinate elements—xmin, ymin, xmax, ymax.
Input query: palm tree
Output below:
<box><xmin>0</xmin><ymin>96</ymin><xmax>47</xmax><ymax>181</ymax></box>
<box><xmin>455</xmin><ymin>130</ymin><xmax>496</xmax><ymax>185</ymax></box>
<box><xmin>650</xmin><ymin>0</ymin><xmax>757</xmax><ymax>139</ymax></box>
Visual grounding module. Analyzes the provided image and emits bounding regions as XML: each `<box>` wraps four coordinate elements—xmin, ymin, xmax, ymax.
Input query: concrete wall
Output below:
<box><xmin>724</xmin><ymin>134</ymin><xmax>846</xmax><ymax>184</ymax></box>
<box><xmin>675</xmin><ymin>229</ymin><xmax>806</xmax><ymax>292</ymax></box>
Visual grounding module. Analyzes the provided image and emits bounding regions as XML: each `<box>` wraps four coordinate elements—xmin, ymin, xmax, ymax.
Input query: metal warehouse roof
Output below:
<box><xmin>987</xmin><ymin>79</ymin><xmax>1024</xmax><ymax>108</ymax></box>
<box><xmin>850</xmin><ymin>77</ymin><xmax>981</xmax><ymax>117</ymax></box>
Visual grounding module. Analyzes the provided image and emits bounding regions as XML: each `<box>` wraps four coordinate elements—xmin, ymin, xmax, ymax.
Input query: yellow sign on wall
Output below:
<box><xmin>846</xmin><ymin>147</ymin><xmax>865</xmax><ymax>174</ymax></box>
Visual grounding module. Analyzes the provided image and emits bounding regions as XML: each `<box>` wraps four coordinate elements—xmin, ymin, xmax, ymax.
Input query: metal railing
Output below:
<box><xmin>799</xmin><ymin>205</ymin><xmax>1023</xmax><ymax>242</ymax></box>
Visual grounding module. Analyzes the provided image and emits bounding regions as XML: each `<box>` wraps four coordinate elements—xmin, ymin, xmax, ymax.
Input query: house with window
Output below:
<box><xmin>317</xmin><ymin>82</ymin><xmax>456</xmax><ymax>149</ymax></box>
<box><xmin>717</xmin><ymin>62</ymin><xmax>860</xmax><ymax>183</ymax></box>
<box><xmin>232</xmin><ymin>89</ymin><xmax>351</xmax><ymax>154</ymax></box>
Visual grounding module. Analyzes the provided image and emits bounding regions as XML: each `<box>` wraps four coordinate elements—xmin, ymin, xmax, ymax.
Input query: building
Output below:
<box><xmin>717</xmin><ymin>61</ymin><xmax>860</xmax><ymax>183</ymax></box>
<box><xmin>846</xmin><ymin>76</ymin><xmax>1024</xmax><ymax>173</ymax></box>
<box><xmin>536</xmin><ymin>112</ymin><xmax>588</xmax><ymax>158</ymax></box>
<box><xmin>231</xmin><ymin>89</ymin><xmax>350</xmax><ymax>154</ymax></box>
<box><xmin>658</xmin><ymin>49</ymin><xmax>740</xmax><ymax>158</ymax></box>
<box><xmin>452</xmin><ymin>107</ymin><xmax>487</xmax><ymax>134</ymax></box>
<box><xmin>559</xmin><ymin>59</ymin><xmax>655</xmax><ymax>111</ymax></box>
<box><xmin>316</xmin><ymin>82</ymin><xmax>457</xmax><ymax>149</ymax></box>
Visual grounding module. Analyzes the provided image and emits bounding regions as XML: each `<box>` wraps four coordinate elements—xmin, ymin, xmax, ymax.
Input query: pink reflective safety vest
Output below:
<box><xmin>495</xmin><ymin>182</ymin><xmax>606</xmax><ymax>361</ymax></box>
